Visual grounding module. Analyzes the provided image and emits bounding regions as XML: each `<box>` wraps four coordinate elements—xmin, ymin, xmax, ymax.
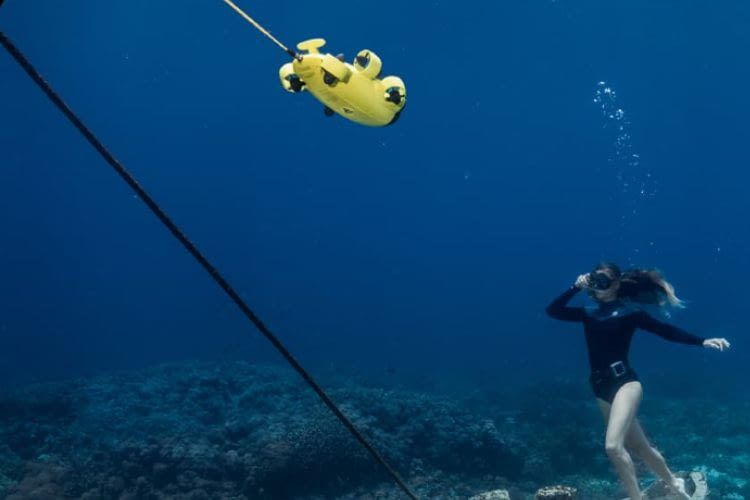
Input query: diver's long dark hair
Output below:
<box><xmin>594</xmin><ymin>262</ymin><xmax>684</xmax><ymax>308</ymax></box>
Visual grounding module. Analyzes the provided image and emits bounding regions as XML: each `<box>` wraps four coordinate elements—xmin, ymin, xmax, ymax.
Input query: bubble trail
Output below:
<box><xmin>593</xmin><ymin>81</ymin><xmax>656</xmax><ymax>200</ymax></box>
<box><xmin>593</xmin><ymin>81</ymin><xmax>658</xmax><ymax>265</ymax></box>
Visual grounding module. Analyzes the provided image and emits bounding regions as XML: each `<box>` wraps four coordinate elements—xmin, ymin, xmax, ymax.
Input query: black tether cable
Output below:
<box><xmin>0</xmin><ymin>30</ymin><xmax>418</xmax><ymax>500</ymax></box>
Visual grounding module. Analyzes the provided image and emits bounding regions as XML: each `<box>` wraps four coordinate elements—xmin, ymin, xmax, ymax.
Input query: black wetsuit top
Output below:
<box><xmin>546</xmin><ymin>286</ymin><xmax>705</xmax><ymax>373</ymax></box>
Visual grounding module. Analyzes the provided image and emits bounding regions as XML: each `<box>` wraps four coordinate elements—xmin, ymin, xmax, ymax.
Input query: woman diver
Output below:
<box><xmin>546</xmin><ymin>263</ymin><xmax>730</xmax><ymax>500</ymax></box>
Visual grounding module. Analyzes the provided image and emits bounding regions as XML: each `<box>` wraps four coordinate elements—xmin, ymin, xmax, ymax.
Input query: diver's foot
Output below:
<box><xmin>668</xmin><ymin>477</ymin><xmax>690</xmax><ymax>499</ymax></box>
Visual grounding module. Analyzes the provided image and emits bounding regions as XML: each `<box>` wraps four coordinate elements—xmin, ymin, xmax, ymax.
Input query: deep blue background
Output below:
<box><xmin>1</xmin><ymin>1</ymin><xmax>747</xmax><ymax>395</ymax></box>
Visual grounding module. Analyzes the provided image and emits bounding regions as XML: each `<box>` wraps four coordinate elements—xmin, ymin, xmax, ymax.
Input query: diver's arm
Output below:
<box><xmin>633</xmin><ymin>312</ymin><xmax>705</xmax><ymax>346</ymax></box>
<box><xmin>546</xmin><ymin>286</ymin><xmax>586</xmax><ymax>322</ymax></box>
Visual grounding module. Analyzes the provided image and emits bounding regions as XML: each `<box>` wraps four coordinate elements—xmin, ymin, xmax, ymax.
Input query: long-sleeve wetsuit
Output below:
<box><xmin>546</xmin><ymin>286</ymin><xmax>705</xmax><ymax>373</ymax></box>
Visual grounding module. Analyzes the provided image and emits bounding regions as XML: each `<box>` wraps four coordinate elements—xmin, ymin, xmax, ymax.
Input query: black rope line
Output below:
<box><xmin>0</xmin><ymin>30</ymin><xmax>418</xmax><ymax>500</ymax></box>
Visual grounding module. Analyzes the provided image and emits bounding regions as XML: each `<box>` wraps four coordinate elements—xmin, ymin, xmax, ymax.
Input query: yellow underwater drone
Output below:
<box><xmin>223</xmin><ymin>0</ymin><xmax>406</xmax><ymax>127</ymax></box>
<box><xmin>280</xmin><ymin>39</ymin><xmax>406</xmax><ymax>127</ymax></box>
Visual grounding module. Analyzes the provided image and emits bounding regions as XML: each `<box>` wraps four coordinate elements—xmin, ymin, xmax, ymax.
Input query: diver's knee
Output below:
<box><xmin>605</xmin><ymin>441</ymin><xmax>627</xmax><ymax>459</ymax></box>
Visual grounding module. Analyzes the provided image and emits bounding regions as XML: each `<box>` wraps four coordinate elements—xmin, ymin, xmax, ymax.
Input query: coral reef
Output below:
<box><xmin>0</xmin><ymin>362</ymin><xmax>746</xmax><ymax>499</ymax></box>
<box><xmin>0</xmin><ymin>362</ymin><xmax>523</xmax><ymax>499</ymax></box>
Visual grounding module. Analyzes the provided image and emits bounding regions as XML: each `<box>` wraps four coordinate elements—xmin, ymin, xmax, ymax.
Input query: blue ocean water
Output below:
<box><xmin>1</xmin><ymin>1</ymin><xmax>748</xmax><ymax>498</ymax></box>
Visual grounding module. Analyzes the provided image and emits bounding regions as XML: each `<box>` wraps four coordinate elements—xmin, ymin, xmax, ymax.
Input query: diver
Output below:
<box><xmin>546</xmin><ymin>263</ymin><xmax>730</xmax><ymax>500</ymax></box>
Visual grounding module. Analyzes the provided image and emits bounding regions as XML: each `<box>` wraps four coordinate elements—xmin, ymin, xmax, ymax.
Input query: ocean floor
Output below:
<box><xmin>0</xmin><ymin>361</ymin><xmax>747</xmax><ymax>499</ymax></box>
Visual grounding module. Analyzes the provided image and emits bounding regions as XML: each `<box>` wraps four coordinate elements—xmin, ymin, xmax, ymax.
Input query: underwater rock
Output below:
<box><xmin>535</xmin><ymin>484</ymin><xmax>577</xmax><ymax>499</ymax></box>
<box><xmin>469</xmin><ymin>488</ymin><xmax>511</xmax><ymax>499</ymax></box>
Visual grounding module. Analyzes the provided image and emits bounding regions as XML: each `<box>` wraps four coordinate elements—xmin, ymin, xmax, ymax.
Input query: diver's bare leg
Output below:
<box><xmin>626</xmin><ymin>420</ymin><xmax>690</xmax><ymax>499</ymax></box>
<box><xmin>598</xmin><ymin>381</ymin><xmax>643</xmax><ymax>500</ymax></box>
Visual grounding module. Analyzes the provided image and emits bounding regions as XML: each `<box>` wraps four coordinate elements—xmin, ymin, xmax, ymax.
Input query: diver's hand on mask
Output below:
<box><xmin>574</xmin><ymin>274</ymin><xmax>591</xmax><ymax>289</ymax></box>
<box><xmin>703</xmin><ymin>338</ymin><xmax>731</xmax><ymax>352</ymax></box>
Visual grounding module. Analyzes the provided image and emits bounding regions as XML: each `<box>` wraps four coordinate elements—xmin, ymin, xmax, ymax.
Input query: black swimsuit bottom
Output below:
<box><xmin>589</xmin><ymin>364</ymin><xmax>639</xmax><ymax>403</ymax></box>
